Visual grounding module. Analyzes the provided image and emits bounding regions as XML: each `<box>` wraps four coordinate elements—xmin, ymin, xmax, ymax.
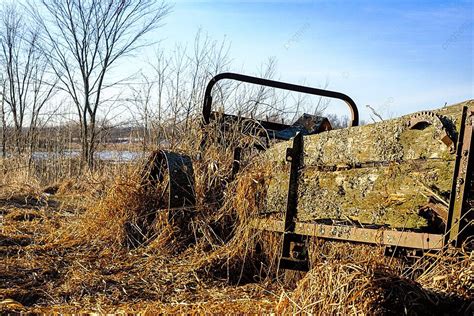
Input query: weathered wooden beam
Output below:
<box><xmin>254</xmin><ymin>102</ymin><xmax>474</xmax><ymax>230</ymax></box>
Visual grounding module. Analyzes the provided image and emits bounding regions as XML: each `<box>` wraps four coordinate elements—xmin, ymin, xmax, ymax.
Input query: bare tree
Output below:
<box><xmin>223</xmin><ymin>57</ymin><xmax>278</xmax><ymax>120</ymax></box>
<box><xmin>122</xmin><ymin>30</ymin><xmax>232</xmax><ymax>150</ymax></box>
<box><xmin>30</xmin><ymin>0</ymin><xmax>170</xmax><ymax>169</ymax></box>
<box><xmin>0</xmin><ymin>76</ymin><xmax>6</xmax><ymax>158</ymax></box>
<box><xmin>149</xmin><ymin>48</ymin><xmax>170</xmax><ymax>143</ymax></box>
<box><xmin>167</xmin><ymin>43</ymin><xmax>188</xmax><ymax>146</ymax></box>
<box><xmin>126</xmin><ymin>72</ymin><xmax>155</xmax><ymax>151</ymax></box>
<box><xmin>158</xmin><ymin>31</ymin><xmax>231</xmax><ymax>148</ymax></box>
<box><xmin>0</xmin><ymin>3</ymin><xmax>57</xmax><ymax>158</ymax></box>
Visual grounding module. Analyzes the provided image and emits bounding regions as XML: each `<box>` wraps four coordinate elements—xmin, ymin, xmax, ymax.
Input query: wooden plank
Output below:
<box><xmin>250</xmin><ymin>218</ymin><xmax>445</xmax><ymax>250</ymax></box>
<box><xmin>256</xmin><ymin>102</ymin><xmax>471</xmax><ymax>230</ymax></box>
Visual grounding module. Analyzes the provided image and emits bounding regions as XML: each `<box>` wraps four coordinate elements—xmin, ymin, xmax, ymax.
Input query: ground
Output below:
<box><xmin>0</xmin><ymin>171</ymin><xmax>472</xmax><ymax>314</ymax></box>
<box><xmin>0</xmin><ymin>186</ymin><xmax>281</xmax><ymax>314</ymax></box>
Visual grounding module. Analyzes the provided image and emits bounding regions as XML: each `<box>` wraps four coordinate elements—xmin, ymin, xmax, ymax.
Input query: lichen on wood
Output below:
<box><xmin>248</xmin><ymin>101</ymin><xmax>473</xmax><ymax>230</ymax></box>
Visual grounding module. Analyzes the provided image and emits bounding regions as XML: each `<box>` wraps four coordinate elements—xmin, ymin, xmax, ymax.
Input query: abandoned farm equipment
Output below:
<box><xmin>143</xmin><ymin>72</ymin><xmax>473</xmax><ymax>271</ymax></box>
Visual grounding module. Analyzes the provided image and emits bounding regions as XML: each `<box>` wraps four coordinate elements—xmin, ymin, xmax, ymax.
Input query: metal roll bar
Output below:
<box><xmin>202</xmin><ymin>72</ymin><xmax>359</xmax><ymax>127</ymax></box>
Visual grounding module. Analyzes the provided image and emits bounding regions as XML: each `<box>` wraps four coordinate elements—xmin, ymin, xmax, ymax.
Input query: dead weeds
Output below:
<box><xmin>0</xmin><ymin>147</ymin><xmax>472</xmax><ymax>314</ymax></box>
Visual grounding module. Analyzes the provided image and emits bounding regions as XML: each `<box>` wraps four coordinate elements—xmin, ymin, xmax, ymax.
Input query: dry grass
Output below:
<box><xmin>0</xmin><ymin>125</ymin><xmax>473</xmax><ymax>314</ymax></box>
<box><xmin>273</xmin><ymin>243</ymin><xmax>472</xmax><ymax>315</ymax></box>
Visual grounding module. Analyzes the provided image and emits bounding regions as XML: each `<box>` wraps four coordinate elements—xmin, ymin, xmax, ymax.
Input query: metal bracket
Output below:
<box><xmin>279</xmin><ymin>133</ymin><xmax>310</xmax><ymax>271</ymax></box>
<box><xmin>445</xmin><ymin>106</ymin><xmax>474</xmax><ymax>247</ymax></box>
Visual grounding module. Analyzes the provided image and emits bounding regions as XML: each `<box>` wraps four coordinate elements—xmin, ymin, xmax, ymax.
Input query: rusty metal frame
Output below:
<box><xmin>279</xmin><ymin>133</ymin><xmax>310</xmax><ymax>271</ymax></box>
<box><xmin>202</xmin><ymin>72</ymin><xmax>359</xmax><ymax>127</ymax></box>
<box><xmin>445</xmin><ymin>105</ymin><xmax>474</xmax><ymax>246</ymax></box>
<box><xmin>250</xmin><ymin>219</ymin><xmax>445</xmax><ymax>250</ymax></box>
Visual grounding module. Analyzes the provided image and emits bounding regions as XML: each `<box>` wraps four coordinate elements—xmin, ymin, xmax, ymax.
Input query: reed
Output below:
<box><xmin>0</xmin><ymin>117</ymin><xmax>472</xmax><ymax>314</ymax></box>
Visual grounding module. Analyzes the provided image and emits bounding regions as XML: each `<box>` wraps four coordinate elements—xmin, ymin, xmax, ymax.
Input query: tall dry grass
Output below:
<box><xmin>1</xmin><ymin>117</ymin><xmax>472</xmax><ymax>314</ymax></box>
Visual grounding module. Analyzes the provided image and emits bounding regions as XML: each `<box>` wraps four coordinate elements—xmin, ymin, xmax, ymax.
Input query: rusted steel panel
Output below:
<box><xmin>250</xmin><ymin>218</ymin><xmax>445</xmax><ymax>250</ymax></box>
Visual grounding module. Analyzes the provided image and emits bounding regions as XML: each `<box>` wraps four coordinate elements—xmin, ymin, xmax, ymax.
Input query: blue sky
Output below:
<box><xmin>155</xmin><ymin>0</ymin><xmax>473</xmax><ymax>120</ymax></box>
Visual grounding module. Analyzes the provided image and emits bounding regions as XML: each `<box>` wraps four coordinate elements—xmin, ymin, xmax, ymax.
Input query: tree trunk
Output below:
<box><xmin>0</xmin><ymin>89</ymin><xmax>6</xmax><ymax>159</ymax></box>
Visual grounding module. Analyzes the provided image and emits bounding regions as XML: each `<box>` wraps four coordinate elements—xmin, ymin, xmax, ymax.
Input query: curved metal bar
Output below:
<box><xmin>202</xmin><ymin>72</ymin><xmax>359</xmax><ymax>126</ymax></box>
<box><xmin>143</xmin><ymin>150</ymin><xmax>196</xmax><ymax>210</ymax></box>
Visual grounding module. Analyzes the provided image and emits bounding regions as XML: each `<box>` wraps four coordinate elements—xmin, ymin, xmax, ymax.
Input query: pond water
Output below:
<box><xmin>29</xmin><ymin>150</ymin><xmax>145</xmax><ymax>162</ymax></box>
